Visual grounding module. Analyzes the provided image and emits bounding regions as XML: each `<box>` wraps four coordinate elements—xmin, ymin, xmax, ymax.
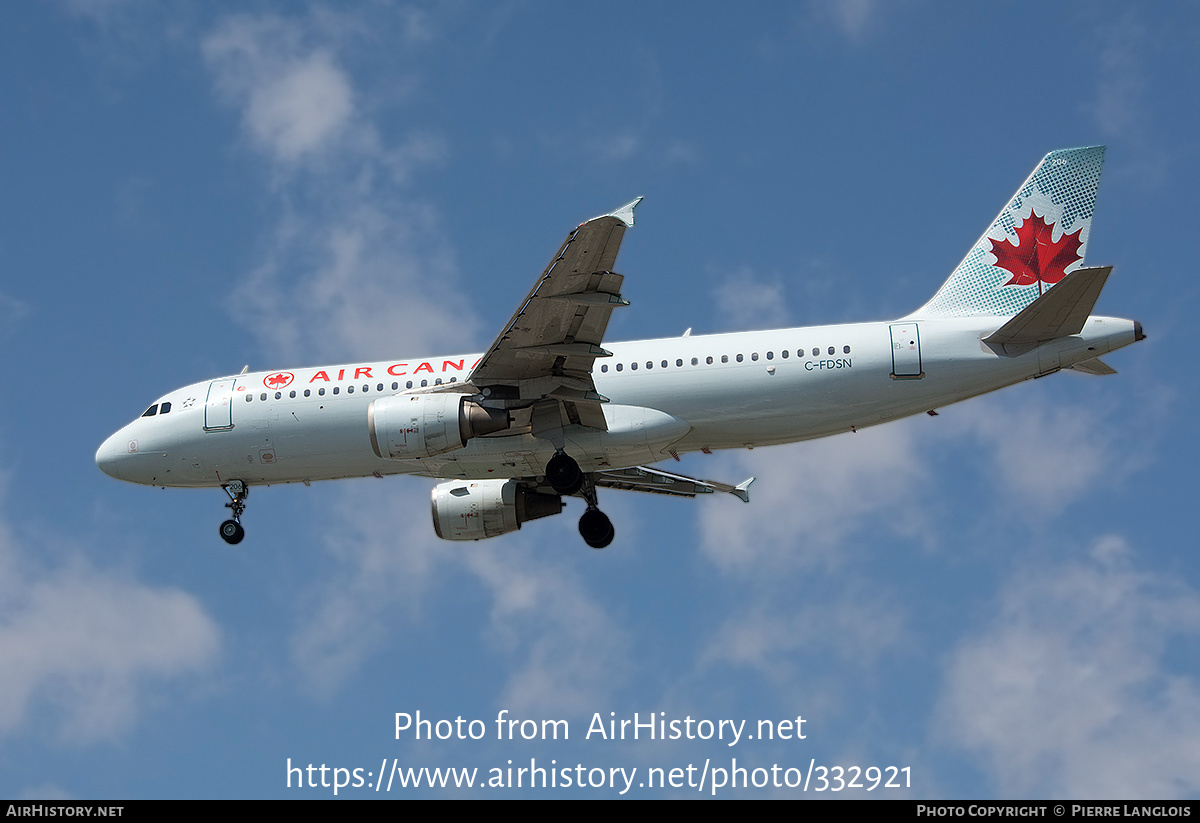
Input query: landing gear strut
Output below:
<box><xmin>543</xmin><ymin>453</ymin><xmax>613</xmax><ymax>548</ymax></box>
<box><xmin>219</xmin><ymin>480</ymin><xmax>248</xmax><ymax>545</ymax></box>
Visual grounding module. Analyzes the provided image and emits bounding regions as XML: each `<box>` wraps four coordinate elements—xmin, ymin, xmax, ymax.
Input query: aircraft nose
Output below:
<box><xmin>96</xmin><ymin>431</ymin><xmax>129</xmax><ymax>481</ymax></box>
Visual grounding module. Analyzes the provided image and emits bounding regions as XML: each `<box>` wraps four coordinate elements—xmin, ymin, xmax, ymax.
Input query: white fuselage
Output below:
<box><xmin>95</xmin><ymin>315</ymin><xmax>1139</xmax><ymax>490</ymax></box>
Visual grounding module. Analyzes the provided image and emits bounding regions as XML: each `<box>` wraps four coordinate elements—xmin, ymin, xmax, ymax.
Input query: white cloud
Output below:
<box><xmin>202</xmin><ymin>11</ymin><xmax>465</xmax><ymax>364</ymax></box>
<box><xmin>701</xmin><ymin>591</ymin><xmax>905</xmax><ymax>677</ymax></box>
<box><xmin>803</xmin><ymin>0</ymin><xmax>877</xmax><ymax>41</ymax></box>
<box><xmin>698</xmin><ymin>419</ymin><xmax>929</xmax><ymax>574</ymax></box>
<box><xmin>1089</xmin><ymin>13</ymin><xmax>1146</xmax><ymax>141</ymax></box>
<box><xmin>712</xmin><ymin>267</ymin><xmax>790</xmax><ymax>330</ymax></box>
<box><xmin>0</xmin><ymin>521</ymin><xmax>220</xmax><ymax>741</ymax></box>
<box><xmin>203</xmin><ymin>16</ymin><xmax>354</xmax><ymax>166</ymax></box>
<box><xmin>0</xmin><ymin>291</ymin><xmax>30</xmax><ymax>343</ymax></box>
<box><xmin>943</xmin><ymin>392</ymin><xmax>1119</xmax><ymax>517</ymax></box>
<box><xmin>462</xmin><ymin>547</ymin><xmax>628</xmax><ymax>717</ymax></box>
<box><xmin>936</xmin><ymin>535</ymin><xmax>1200</xmax><ymax>799</ymax></box>
<box><xmin>231</xmin><ymin>198</ymin><xmax>468</xmax><ymax>364</ymax></box>
<box><xmin>289</xmin><ymin>480</ymin><xmax>446</xmax><ymax>696</ymax></box>
<box><xmin>244</xmin><ymin>51</ymin><xmax>353</xmax><ymax>162</ymax></box>
<box><xmin>290</xmin><ymin>482</ymin><xmax>627</xmax><ymax>710</ymax></box>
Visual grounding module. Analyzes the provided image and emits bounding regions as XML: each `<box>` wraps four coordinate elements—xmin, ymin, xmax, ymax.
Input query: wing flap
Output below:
<box><xmin>593</xmin><ymin>466</ymin><xmax>754</xmax><ymax>502</ymax></box>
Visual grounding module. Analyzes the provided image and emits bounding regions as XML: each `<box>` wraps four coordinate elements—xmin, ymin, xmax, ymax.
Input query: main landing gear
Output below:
<box><xmin>545</xmin><ymin>453</ymin><xmax>613</xmax><ymax>549</ymax></box>
<box><xmin>219</xmin><ymin>480</ymin><xmax>248</xmax><ymax>545</ymax></box>
<box><xmin>545</xmin><ymin>451</ymin><xmax>584</xmax><ymax>496</ymax></box>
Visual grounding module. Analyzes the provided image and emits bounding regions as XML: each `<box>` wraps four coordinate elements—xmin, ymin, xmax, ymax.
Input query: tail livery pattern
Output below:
<box><xmin>911</xmin><ymin>146</ymin><xmax>1105</xmax><ymax>319</ymax></box>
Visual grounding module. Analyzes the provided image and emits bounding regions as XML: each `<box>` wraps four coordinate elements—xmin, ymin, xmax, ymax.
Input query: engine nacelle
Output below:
<box><xmin>368</xmin><ymin>394</ymin><xmax>508</xmax><ymax>460</ymax></box>
<box><xmin>431</xmin><ymin>479</ymin><xmax>563</xmax><ymax>541</ymax></box>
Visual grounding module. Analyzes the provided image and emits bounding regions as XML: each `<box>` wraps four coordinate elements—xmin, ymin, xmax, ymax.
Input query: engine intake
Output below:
<box><xmin>432</xmin><ymin>479</ymin><xmax>564</xmax><ymax>541</ymax></box>
<box><xmin>369</xmin><ymin>394</ymin><xmax>508</xmax><ymax>460</ymax></box>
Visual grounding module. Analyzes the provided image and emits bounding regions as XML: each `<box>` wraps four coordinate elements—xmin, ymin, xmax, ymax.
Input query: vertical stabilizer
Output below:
<box><xmin>909</xmin><ymin>146</ymin><xmax>1105</xmax><ymax>319</ymax></box>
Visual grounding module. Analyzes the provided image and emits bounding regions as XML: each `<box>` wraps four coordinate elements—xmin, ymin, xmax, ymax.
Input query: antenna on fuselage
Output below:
<box><xmin>239</xmin><ymin>365</ymin><xmax>249</xmax><ymax>375</ymax></box>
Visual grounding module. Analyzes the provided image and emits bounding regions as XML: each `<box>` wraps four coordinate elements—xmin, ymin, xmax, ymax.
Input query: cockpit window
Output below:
<box><xmin>159</xmin><ymin>401</ymin><xmax>172</xmax><ymax>414</ymax></box>
<box><xmin>141</xmin><ymin>405</ymin><xmax>158</xmax><ymax>417</ymax></box>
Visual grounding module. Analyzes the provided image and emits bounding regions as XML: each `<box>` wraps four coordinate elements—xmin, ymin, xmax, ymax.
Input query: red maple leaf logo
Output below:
<box><xmin>990</xmin><ymin>210</ymin><xmax>1082</xmax><ymax>292</ymax></box>
<box><xmin>264</xmin><ymin>372</ymin><xmax>294</xmax><ymax>389</ymax></box>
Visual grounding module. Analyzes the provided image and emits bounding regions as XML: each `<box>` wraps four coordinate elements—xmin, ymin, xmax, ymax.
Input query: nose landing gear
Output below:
<box><xmin>219</xmin><ymin>481</ymin><xmax>248</xmax><ymax>545</ymax></box>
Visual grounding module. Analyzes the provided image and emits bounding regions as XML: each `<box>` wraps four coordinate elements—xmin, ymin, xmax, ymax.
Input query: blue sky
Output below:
<box><xmin>1</xmin><ymin>1</ymin><xmax>1198</xmax><ymax>799</ymax></box>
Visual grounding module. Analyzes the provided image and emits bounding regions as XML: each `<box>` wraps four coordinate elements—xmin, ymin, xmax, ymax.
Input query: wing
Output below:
<box><xmin>593</xmin><ymin>466</ymin><xmax>755</xmax><ymax>503</ymax></box>
<box><xmin>464</xmin><ymin>198</ymin><xmax>642</xmax><ymax>430</ymax></box>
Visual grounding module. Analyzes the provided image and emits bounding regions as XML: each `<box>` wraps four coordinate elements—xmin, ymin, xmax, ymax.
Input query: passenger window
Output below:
<box><xmin>631</xmin><ymin>363</ymin><xmax>638</xmax><ymax>370</ymax></box>
<box><xmin>844</xmin><ymin>345</ymin><xmax>851</xmax><ymax>354</ymax></box>
<box><xmin>781</xmin><ymin>350</ymin><xmax>789</xmax><ymax>359</ymax></box>
<box><xmin>377</xmin><ymin>383</ymin><xmax>384</xmax><ymax>392</ymax></box>
<box><xmin>274</xmin><ymin>392</ymin><xmax>281</xmax><ymax>399</ymax></box>
<box><xmin>812</xmin><ymin>348</ymin><xmax>819</xmax><ymax>357</ymax></box>
<box><xmin>691</xmin><ymin>357</ymin><xmax>698</xmax><ymax>366</ymax></box>
<box><xmin>347</xmin><ymin>386</ymin><xmax>354</xmax><ymax>394</ymax></box>
<box><xmin>245</xmin><ymin>395</ymin><xmax>252</xmax><ymax>402</ymax></box>
<box><xmin>676</xmin><ymin>359</ymin><xmax>683</xmax><ymax>367</ymax></box>
<box><xmin>616</xmin><ymin>363</ymin><xmax>623</xmax><ymax>372</ymax></box>
<box><xmin>435</xmin><ymin>379</ymin><xmax>442</xmax><ymax>385</ymax></box>
<box><xmin>304</xmin><ymin>389</ymin><xmax>311</xmax><ymax>397</ymax></box>
<box><xmin>736</xmin><ymin>354</ymin><xmax>744</xmax><ymax>363</ymax></box>
<box><xmin>645</xmin><ymin>361</ymin><xmax>652</xmax><ymax>369</ymax></box>
<box><xmin>392</xmin><ymin>382</ymin><xmax>398</xmax><ymax>390</ymax></box>
<box><xmin>289</xmin><ymin>391</ymin><xmax>296</xmax><ymax>398</ymax></box>
<box><xmin>406</xmin><ymin>381</ymin><xmax>413</xmax><ymax>389</ymax></box>
<box><xmin>706</xmin><ymin>356</ymin><xmax>713</xmax><ymax>365</ymax></box>
<box><xmin>601</xmin><ymin>365</ymin><xmax>608</xmax><ymax>373</ymax></box>
<box><xmin>333</xmin><ymin>387</ymin><xmax>340</xmax><ymax>395</ymax></box>
<box><xmin>721</xmin><ymin>355</ymin><xmax>729</xmax><ymax>364</ymax></box>
<box><xmin>766</xmin><ymin>351</ymin><xmax>773</xmax><ymax>360</ymax></box>
<box><xmin>160</xmin><ymin>402</ymin><xmax>172</xmax><ymax>414</ymax></box>
<box><xmin>662</xmin><ymin>360</ymin><xmax>668</xmax><ymax>368</ymax></box>
<box><xmin>828</xmin><ymin>346</ymin><xmax>835</xmax><ymax>355</ymax></box>
<box><xmin>319</xmin><ymin>388</ymin><xmax>326</xmax><ymax>396</ymax></box>
<box><xmin>420</xmin><ymin>380</ymin><xmax>428</xmax><ymax>387</ymax></box>
<box><xmin>260</xmin><ymin>393</ymin><xmax>267</xmax><ymax>401</ymax></box>
<box><xmin>751</xmin><ymin>353</ymin><xmax>759</xmax><ymax>361</ymax></box>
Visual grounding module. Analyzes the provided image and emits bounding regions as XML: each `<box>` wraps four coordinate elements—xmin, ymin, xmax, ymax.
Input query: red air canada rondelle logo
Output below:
<box><xmin>990</xmin><ymin>210</ymin><xmax>1083</xmax><ymax>294</ymax></box>
<box><xmin>264</xmin><ymin>371</ymin><xmax>295</xmax><ymax>389</ymax></box>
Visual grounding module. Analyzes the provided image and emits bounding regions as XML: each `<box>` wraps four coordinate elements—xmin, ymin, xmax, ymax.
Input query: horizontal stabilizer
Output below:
<box><xmin>984</xmin><ymin>266</ymin><xmax>1112</xmax><ymax>347</ymax></box>
<box><xmin>1069</xmin><ymin>356</ymin><xmax>1118</xmax><ymax>376</ymax></box>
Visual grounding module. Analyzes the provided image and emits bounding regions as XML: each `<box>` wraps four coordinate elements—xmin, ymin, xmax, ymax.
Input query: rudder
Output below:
<box><xmin>909</xmin><ymin>146</ymin><xmax>1105</xmax><ymax>319</ymax></box>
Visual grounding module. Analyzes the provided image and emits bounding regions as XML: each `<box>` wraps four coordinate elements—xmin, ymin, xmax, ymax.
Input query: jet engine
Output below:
<box><xmin>431</xmin><ymin>479</ymin><xmax>563</xmax><ymax>541</ymax></box>
<box><xmin>368</xmin><ymin>394</ymin><xmax>508</xmax><ymax>460</ymax></box>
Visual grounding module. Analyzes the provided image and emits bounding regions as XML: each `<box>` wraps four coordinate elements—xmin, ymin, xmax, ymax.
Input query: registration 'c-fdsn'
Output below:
<box><xmin>97</xmin><ymin>147</ymin><xmax>1143</xmax><ymax>549</ymax></box>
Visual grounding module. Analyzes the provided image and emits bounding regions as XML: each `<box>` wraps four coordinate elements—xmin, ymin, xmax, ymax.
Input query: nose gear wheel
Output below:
<box><xmin>219</xmin><ymin>481</ymin><xmax>248</xmax><ymax>545</ymax></box>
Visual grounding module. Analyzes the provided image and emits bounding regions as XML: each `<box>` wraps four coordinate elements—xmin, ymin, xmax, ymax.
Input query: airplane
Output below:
<box><xmin>97</xmin><ymin>146</ymin><xmax>1143</xmax><ymax>549</ymax></box>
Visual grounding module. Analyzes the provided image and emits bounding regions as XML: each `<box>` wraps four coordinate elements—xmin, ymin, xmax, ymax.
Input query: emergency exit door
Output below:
<box><xmin>889</xmin><ymin>324</ymin><xmax>923</xmax><ymax>379</ymax></box>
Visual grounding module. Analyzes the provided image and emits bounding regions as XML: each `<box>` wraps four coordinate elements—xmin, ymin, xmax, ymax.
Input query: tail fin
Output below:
<box><xmin>909</xmin><ymin>146</ymin><xmax>1105</xmax><ymax>319</ymax></box>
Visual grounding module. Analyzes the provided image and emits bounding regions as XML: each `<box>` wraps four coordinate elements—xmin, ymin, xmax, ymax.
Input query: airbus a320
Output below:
<box><xmin>97</xmin><ymin>147</ymin><xmax>1143</xmax><ymax>549</ymax></box>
